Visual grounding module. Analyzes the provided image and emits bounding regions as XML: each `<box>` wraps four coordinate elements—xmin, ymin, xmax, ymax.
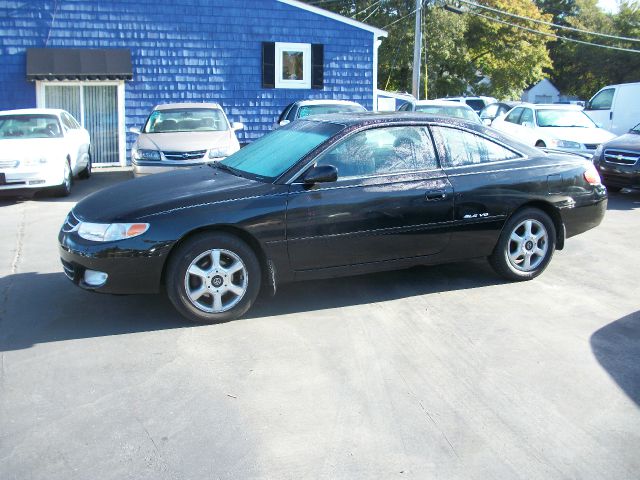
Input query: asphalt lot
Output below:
<box><xmin>0</xmin><ymin>171</ymin><xmax>638</xmax><ymax>480</ymax></box>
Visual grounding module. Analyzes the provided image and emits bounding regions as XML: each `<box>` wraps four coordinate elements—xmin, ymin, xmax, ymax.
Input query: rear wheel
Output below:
<box><xmin>166</xmin><ymin>233</ymin><xmax>261</xmax><ymax>323</ymax></box>
<box><xmin>489</xmin><ymin>208</ymin><xmax>556</xmax><ymax>281</ymax></box>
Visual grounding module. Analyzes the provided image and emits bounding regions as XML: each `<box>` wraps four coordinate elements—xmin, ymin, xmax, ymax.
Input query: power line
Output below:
<box><xmin>457</xmin><ymin>0</ymin><xmax>640</xmax><ymax>43</ymax></box>
<box><xmin>463</xmin><ymin>8</ymin><xmax>640</xmax><ymax>53</ymax></box>
<box><xmin>383</xmin><ymin>2</ymin><xmax>425</xmax><ymax>29</ymax></box>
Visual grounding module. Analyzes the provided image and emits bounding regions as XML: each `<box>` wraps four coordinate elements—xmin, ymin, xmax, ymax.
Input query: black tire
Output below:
<box><xmin>52</xmin><ymin>158</ymin><xmax>73</xmax><ymax>197</ymax></box>
<box><xmin>605</xmin><ymin>184</ymin><xmax>622</xmax><ymax>193</ymax></box>
<box><xmin>166</xmin><ymin>232</ymin><xmax>261</xmax><ymax>324</ymax></box>
<box><xmin>489</xmin><ymin>208</ymin><xmax>556</xmax><ymax>281</ymax></box>
<box><xmin>79</xmin><ymin>151</ymin><xmax>92</xmax><ymax>179</ymax></box>
<box><xmin>535</xmin><ymin>141</ymin><xmax>546</xmax><ymax>148</ymax></box>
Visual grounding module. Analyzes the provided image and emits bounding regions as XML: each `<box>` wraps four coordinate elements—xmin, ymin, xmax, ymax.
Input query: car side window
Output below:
<box><xmin>519</xmin><ymin>108</ymin><xmax>534</xmax><ymax>126</ymax></box>
<box><xmin>432</xmin><ymin>126</ymin><xmax>521</xmax><ymax>168</ymax></box>
<box><xmin>589</xmin><ymin>88</ymin><xmax>614</xmax><ymax>110</ymax></box>
<box><xmin>504</xmin><ymin>107</ymin><xmax>523</xmax><ymax>124</ymax></box>
<box><xmin>315</xmin><ymin>126</ymin><xmax>438</xmax><ymax>180</ymax></box>
<box><xmin>60</xmin><ymin>113</ymin><xmax>75</xmax><ymax>130</ymax></box>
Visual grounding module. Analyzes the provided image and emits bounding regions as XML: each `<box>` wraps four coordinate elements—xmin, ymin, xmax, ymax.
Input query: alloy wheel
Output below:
<box><xmin>507</xmin><ymin>219</ymin><xmax>549</xmax><ymax>272</ymax></box>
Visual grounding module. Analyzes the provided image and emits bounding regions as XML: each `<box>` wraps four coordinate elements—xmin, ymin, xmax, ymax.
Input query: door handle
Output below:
<box><xmin>425</xmin><ymin>190</ymin><xmax>447</xmax><ymax>201</ymax></box>
<box><xmin>609</xmin><ymin>111</ymin><xmax>613</xmax><ymax>120</ymax></box>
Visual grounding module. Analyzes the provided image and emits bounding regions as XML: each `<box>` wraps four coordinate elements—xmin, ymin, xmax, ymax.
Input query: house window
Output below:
<box><xmin>275</xmin><ymin>43</ymin><xmax>311</xmax><ymax>89</ymax></box>
<box><xmin>262</xmin><ymin>42</ymin><xmax>323</xmax><ymax>90</ymax></box>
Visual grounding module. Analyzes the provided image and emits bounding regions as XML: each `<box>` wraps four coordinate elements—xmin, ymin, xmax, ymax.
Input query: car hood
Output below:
<box><xmin>73</xmin><ymin>165</ymin><xmax>269</xmax><ymax>223</ymax></box>
<box><xmin>0</xmin><ymin>138</ymin><xmax>66</xmax><ymax>160</ymax></box>
<box><xmin>542</xmin><ymin>127</ymin><xmax>616</xmax><ymax>144</ymax></box>
<box><xmin>136</xmin><ymin>131</ymin><xmax>233</xmax><ymax>151</ymax></box>
<box><xmin>603</xmin><ymin>132</ymin><xmax>640</xmax><ymax>151</ymax></box>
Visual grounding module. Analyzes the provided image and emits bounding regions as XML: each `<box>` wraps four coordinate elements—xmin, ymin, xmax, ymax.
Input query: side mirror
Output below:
<box><xmin>584</xmin><ymin>101</ymin><xmax>591</xmax><ymax>110</ymax></box>
<box><xmin>129</xmin><ymin>127</ymin><xmax>141</xmax><ymax>135</ymax></box>
<box><xmin>232</xmin><ymin>122</ymin><xmax>244</xmax><ymax>131</ymax></box>
<box><xmin>303</xmin><ymin>165</ymin><xmax>338</xmax><ymax>184</ymax></box>
<box><xmin>521</xmin><ymin>121</ymin><xmax>534</xmax><ymax>128</ymax></box>
<box><xmin>482</xmin><ymin>118</ymin><xmax>492</xmax><ymax>126</ymax></box>
<box><xmin>279</xmin><ymin>120</ymin><xmax>290</xmax><ymax>127</ymax></box>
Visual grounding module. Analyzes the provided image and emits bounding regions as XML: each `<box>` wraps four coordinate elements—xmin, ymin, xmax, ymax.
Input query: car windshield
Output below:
<box><xmin>219</xmin><ymin>120</ymin><xmax>345</xmax><ymax>181</ymax></box>
<box><xmin>415</xmin><ymin>105</ymin><xmax>480</xmax><ymax>123</ymax></box>
<box><xmin>535</xmin><ymin>109</ymin><xmax>596</xmax><ymax>128</ymax></box>
<box><xmin>0</xmin><ymin>114</ymin><xmax>63</xmax><ymax>139</ymax></box>
<box><xmin>297</xmin><ymin>104</ymin><xmax>365</xmax><ymax>118</ymax></box>
<box><xmin>144</xmin><ymin>108</ymin><xmax>228</xmax><ymax>133</ymax></box>
<box><xmin>630</xmin><ymin>123</ymin><xmax>640</xmax><ymax>134</ymax></box>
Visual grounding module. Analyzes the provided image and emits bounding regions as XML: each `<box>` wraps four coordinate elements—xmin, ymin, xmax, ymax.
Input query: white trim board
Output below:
<box><xmin>277</xmin><ymin>0</ymin><xmax>388</xmax><ymax>38</ymax></box>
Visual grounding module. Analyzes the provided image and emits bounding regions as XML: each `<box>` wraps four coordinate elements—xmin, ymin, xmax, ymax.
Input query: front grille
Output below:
<box><xmin>0</xmin><ymin>160</ymin><xmax>19</xmax><ymax>168</ymax></box>
<box><xmin>61</xmin><ymin>258</ymin><xmax>75</xmax><ymax>281</ymax></box>
<box><xmin>604</xmin><ymin>149</ymin><xmax>640</xmax><ymax>166</ymax></box>
<box><xmin>62</xmin><ymin>210</ymin><xmax>81</xmax><ymax>233</ymax></box>
<box><xmin>162</xmin><ymin>150</ymin><xmax>207</xmax><ymax>161</ymax></box>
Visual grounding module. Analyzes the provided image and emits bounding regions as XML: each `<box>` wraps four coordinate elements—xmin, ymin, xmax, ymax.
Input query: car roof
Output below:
<box><xmin>0</xmin><ymin>108</ymin><xmax>64</xmax><ymax>116</ymax></box>
<box><xmin>518</xmin><ymin>103</ymin><xmax>583</xmax><ymax>110</ymax></box>
<box><xmin>414</xmin><ymin>100</ymin><xmax>474</xmax><ymax>108</ymax></box>
<box><xmin>301</xmin><ymin>111</ymin><xmax>482</xmax><ymax>127</ymax></box>
<box><xmin>295</xmin><ymin>99</ymin><xmax>364</xmax><ymax>107</ymax></box>
<box><xmin>153</xmin><ymin>102</ymin><xmax>223</xmax><ymax>111</ymax></box>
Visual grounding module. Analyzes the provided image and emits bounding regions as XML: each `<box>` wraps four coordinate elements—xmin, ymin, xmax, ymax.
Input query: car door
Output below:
<box><xmin>285</xmin><ymin>125</ymin><xmax>454</xmax><ymax>270</ymax></box>
<box><xmin>585</xmin><ymin>87</ymin><xmax>616</xmax><ymax>131</ymax></box>
<box><xmin>430</xmin><ymin>125</ymin><xmax>528</xmax><ymax>257</ymax></box>
<box><xmin>494</xmin><ymin>106</ymin><xmax>524</xmax><ymax>136</ymax></box>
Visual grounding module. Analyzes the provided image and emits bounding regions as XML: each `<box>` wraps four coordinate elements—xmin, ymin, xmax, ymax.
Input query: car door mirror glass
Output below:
<box><xmin>279</xmin><ymin>120</ymin><xmax>290</xmax><ymax>127</ymax></box>
<box><xmin>303</xmin><ymin>165</ymin><xmax>338</xmax><ymax>184</ymax></box>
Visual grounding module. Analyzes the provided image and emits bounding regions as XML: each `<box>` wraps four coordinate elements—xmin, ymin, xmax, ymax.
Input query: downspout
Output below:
<box><xmin>373</xmin><ymin>36</ymin><xmax>383</xmax><ymax>111</ymax></box>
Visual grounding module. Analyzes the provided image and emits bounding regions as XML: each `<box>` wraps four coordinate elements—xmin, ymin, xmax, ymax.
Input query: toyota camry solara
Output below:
<box><xmin>59</xmin><ymin>113</ymin><xmax>607</xmax><ymax>323</ymax></box>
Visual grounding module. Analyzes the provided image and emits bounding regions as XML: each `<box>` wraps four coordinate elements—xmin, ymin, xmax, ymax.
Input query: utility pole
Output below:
<box><xmin>412</xmin><ymin>0</ymin><xmax>422</xmax><ymax>99</ymax></box>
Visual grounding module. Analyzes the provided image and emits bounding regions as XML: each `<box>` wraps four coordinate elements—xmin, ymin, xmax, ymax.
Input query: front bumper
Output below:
<box><xmin>595</xmin><ymin>161</ymin><xmax>640</xmax><ymax>189</ymax></box>
<box><xmin>0</xmin><ymin>167</ymin><xmax>63</xmax><ymax>191</ymax></box>
<box><xmin>58</xmin><ymin>229</ymin><xmax>171</xmax><ymax>294</ymax></box>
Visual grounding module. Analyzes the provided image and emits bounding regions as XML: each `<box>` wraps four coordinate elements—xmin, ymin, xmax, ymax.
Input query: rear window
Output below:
<box><xmin>465</xmin><ymin>99</ymin><xmax>486</xmax><ymax>111</ymax></box>
<box><xmin>0</xmin><ymin>114</ymin><xmax>63</xmax><ymax>139</ymax></box>
<box><xmin>297</xmin><ymin>103</ymin><xmax>365</xmax><ymax>118</ymax></box>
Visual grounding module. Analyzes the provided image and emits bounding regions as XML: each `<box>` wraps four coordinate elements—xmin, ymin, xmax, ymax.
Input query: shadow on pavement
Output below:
<box><xmin>0</xmin><ymin>260</ymin><xmax>504</xmax><ymax>352</ymax></box>
<box><xmin>605</xmin><ymin>189</ymin><xmax>640</xmax><ymax>211</ymax></box>
<box><xmin>590</xmin><ymin>311</ymin><xmax>640</xmax><ymax>406</ymax></box>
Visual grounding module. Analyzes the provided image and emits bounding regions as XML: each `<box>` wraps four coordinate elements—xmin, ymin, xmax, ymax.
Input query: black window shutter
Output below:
<box><xmin>262</xmin><ymin>42</ymin><xmax>275</xmax><ymax>89</ymax></box>
<box><xmin>311</xmin><ymin>44</ymin><xmax>324</xmax><ymax>90</ymax></box>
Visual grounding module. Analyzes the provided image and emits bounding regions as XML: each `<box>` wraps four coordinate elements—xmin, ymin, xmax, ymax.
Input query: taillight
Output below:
<box><xmin>583</xmin><ymin>165</ymin><xmax>601</xmax><ymax>185</ymax></box>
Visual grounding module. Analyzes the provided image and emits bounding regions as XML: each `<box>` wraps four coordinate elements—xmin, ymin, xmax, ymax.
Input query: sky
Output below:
<box><xmin>598</xmin><ymin>0</ymin><xmax>621</xmax><ymax>13</ymax></box>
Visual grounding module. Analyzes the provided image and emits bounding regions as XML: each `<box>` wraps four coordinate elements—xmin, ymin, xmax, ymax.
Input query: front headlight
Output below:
<box><xmin>554</xmin><ymin>140</ymin><xmax>582</xmax><ymax>149</ymax></box>
<box><xmin>208</xmin><ymin>145</ymin><xmax>234</xmax><ymax>159</ymax></box>
<box><xmin>78</xmin><ymin>222</ymin><xmax>149</xmax><ymax>242</ymax></box>
<box><xmin>132</xmin><ymin>149</ymin><xmax>161</xmax><ymax>161</ymax></box>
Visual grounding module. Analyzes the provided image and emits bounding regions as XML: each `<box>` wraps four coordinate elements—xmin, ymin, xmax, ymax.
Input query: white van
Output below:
<box><xmin>584</xmin><ymin>82</ymin><xmax>640</xmax><ymax>135</ymax></box>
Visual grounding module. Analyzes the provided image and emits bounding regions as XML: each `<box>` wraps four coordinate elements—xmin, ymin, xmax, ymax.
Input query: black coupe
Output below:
<box><xmin>59</xmin><ymin>113</ymin><xmax>607</xmax><ymax>323</ymax></box>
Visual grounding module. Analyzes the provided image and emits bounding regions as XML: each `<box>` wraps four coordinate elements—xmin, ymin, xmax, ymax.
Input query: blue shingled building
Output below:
<box><xmin>0</xmin><ymin>0</ymin><xmax>387</xmax><ymax>166</ymax></box>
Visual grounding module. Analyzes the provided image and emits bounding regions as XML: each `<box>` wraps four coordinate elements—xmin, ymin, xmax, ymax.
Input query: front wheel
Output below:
<box><xmin>52</xmin><ymin>158</ymin><xmax>72</xmax><ymax>197</ymax></box>
<box><xmin>79</xmin><ymin>151</ymin><xmax>92</xmax><ymax>179</ymax></box>
<box><xmin>489</xmin><ymin>208</ymin><xmax>556</xmax><ymax>281</ymax></box>
<box><xmin>166</xmin><ymin>233</ymin><xmax>261</xmax><ymax>323</ymax></box>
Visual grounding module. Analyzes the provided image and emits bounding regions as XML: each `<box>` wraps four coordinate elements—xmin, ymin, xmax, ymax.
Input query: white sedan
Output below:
<box><xmin>0</xmin><ymin>108</ymin><xmax>91</xmax><ymax>196</ymax></box>
<box><xmin>491</xmin><ymin>104</ymin><xmax>615</xmax><ymax>155</ymax></box>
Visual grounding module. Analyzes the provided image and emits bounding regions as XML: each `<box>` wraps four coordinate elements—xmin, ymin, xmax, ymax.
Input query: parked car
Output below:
<box><xmin>398</xmin><ymin>99</ymin><xmax>481</xmax><ymax>123</ymax></box>
<box><xmin>479</xmin><ymin>101</ymin><xmax>521</xmax><ymax>126</ymax></box>
<box><xmin>59</xmin><ymin>113</ymin><xmax>607</xmax><ymax>323</ymax></box>
<box><xmin>435</xmin><ymin>96</ymin><xmax>497</xmax><ymax>114</ymax></box>
<box><xmin>584</xmin><ymin>82</ymin><xmax>640</xmax><ymax>136</ymax></box>
<box><xmin>0</xmin><ymin>108</ymin><xmax>91</xmax><ymax>196</ymax></box>
<box><xmin>592</xmin><ymin>122</ymin><xmax>640</xmax><ymax>192</ymax></box>
<box><xmin>275</xmin><ymin>100</ymin><xmax>365</xmax><ymax>128</ymax></box>
<box><xmin>491</xmin><ymin>104</ymin><xmax>616</xmax><ymax>155</ymax></box>
<box><xmin>130</xmin><ymin>103</ymin><xmax>243</xmax><ymax>176</ymax></box>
